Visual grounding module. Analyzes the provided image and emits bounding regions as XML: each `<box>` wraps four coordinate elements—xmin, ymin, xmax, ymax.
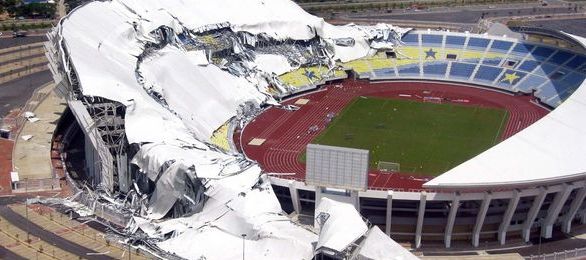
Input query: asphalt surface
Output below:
<box><xmin>0</xmin><ymin>245</ymin><xmax>27</xmax><ymax>260</ymax></box>
<box><xmin>0</xmin><ymin>205</ymin><xmax>113</xmax><ymax>259</ymax></box>
<box><xmin>526</xmin><ymin>18</ymin><xmax>586</xmax><ymax>37</ymax></box>
<box><xmin>0</xmin><ymin>36</ymin><xmax>47</xmax><ymax>49</ymax></box>
<box><xmin>354</xmin><ymin>6</ymin><xmax>579</xmax><ymax>24</ymax></box>
<box><xmin>0</xmin><ymin>62</ymin><xmax>48</xmax><ymax>78</ymax></box>
<box><xmin>0</xmin><ymin>53</ymin><xmax>46</xmax><ymax>67</ymax></box>
<box><xmin>0</xmin><ymin>70</ymin><xmax>53</xmax><ymax>118</ymax></box>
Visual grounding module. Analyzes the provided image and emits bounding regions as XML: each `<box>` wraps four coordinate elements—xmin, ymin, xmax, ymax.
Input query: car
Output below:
<box><xmin>12</xmin><ymin>31</ymin><xmax>27</xmax><ymax>37</ymax></box>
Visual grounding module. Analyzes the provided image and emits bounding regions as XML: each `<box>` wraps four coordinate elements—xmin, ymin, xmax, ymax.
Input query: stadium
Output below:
<box><xmin>40</xmin><ymin>0</ymin><xmax>586</xmax><ymax>258</ymax></box>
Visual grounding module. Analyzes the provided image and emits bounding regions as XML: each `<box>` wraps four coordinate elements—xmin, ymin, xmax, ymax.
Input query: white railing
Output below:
<box><xmin>527</xmin><ymin>248</ymin><xmax>586</xmax><ymax>260</ymax></box>
<box><xmin>12</xmin><ymin>178</ymin><xmax>61</xmax><ymax>193</ymax></box>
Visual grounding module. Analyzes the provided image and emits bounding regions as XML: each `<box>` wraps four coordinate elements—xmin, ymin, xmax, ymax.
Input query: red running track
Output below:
<box><xmin>239</xmin><ymin>80</ymin><xmax>549</xmax><ymax>191</ymax></box>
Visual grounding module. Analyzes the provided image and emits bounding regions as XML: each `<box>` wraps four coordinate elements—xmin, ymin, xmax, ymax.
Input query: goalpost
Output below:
<box><xmin>377</xmin><ymin>161</ymin><xmax>400</xmax><ymax>173</ymax></box>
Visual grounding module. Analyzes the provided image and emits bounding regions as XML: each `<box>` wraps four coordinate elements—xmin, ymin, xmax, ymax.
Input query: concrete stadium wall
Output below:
<box><xmin>270</xmin><ymin>176</ymin><xmax>586</xmax><ymax>249</ymax></box>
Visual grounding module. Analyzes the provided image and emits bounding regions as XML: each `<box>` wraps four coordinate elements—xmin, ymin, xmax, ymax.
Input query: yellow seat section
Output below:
<box><xmin>484</xmin><ymin>51</ymin><xmax>509</xmax><ymax>60</ymax></box>
<box><xmin>394</xmin><ymin>46</ymin><xmax>421</xmax><ymax>67</ymax></box>
<box><xmin>279</xmin><ymin>66</ymin><xmax>347</xmax><ymax>88</ymax></box>
<box><xmin>342</xmin><ymin>52</ymin><xmax>394</xmax><ymax>72</ymax></box>
<box><xmin>210</xmin><ymin>122</ymin><xmax>231</xmax><ymax>152</ymax></box>
<box><xmin>459</xmin><ymin>50</ymin><xmax>487</xmax><ymax>60</ymax></box>
<box><xmin>343</xmin><ymin>59</ymin><xmax>373</xmax><ymax>73</ymax></box>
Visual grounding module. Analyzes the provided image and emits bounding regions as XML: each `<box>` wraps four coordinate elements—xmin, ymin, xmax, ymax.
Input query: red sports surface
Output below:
<box><xmin>238</xmin><ymin>80</ymin><xmax>549</xmax><ymax>191</ymax></box>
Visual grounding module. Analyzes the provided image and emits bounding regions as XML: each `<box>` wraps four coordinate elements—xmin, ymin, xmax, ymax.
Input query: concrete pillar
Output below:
<box><xmin>523</xmin><ymin>187</ymin><xmax>547</xmax><ymax>242</ymax></box>
<box><xmin>562</xmin><ymin>186</ymin><xmax>586</xmax><ymax>233</ymax></box>
<box><xmin>472</xmin><ymin>192</ymin><xmax>492</xmax><ymax>247</ymax></box>
<box><xmin>415</xmin><ymin>191</ymin><xmax>427</xmax><ymax>249</ymax></box>
<box><xmin>444</xmin><ymin>193</ymin><xmax>460</xmax><ymax>248</ymax></box>
<box><xmin>385</xmin><ymin>191</ymin><xmax>393</xmax><ymax>236</ymax></box>
<box><xmin>288</xmin><ymin>180</ymin><xmax>301</xmax><ymax>214</ymax></box>
<box><xmin>498</xmin><ymin>189</ymin><xmax>521</xmax><ymax>245</ymax></box>
<box><xmin>541</xmin><ymin>184</ymin><xmax>572</xmax><ymax>238</ymax></box>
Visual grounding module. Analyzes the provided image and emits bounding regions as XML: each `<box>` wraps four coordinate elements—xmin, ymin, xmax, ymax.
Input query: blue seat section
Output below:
<box><xmin>489</xmin><ymin>40</ymin><xmax>513</xmax><ymax>53</ymax></box>
<box><xmin>548</xmin><ymin>51</ymin><xmax>574</xmax><ymax>66</ymax></box>
<box><xmin>445</xmin><ymin>35</ymin><xmax>466</xmax><ymax>48</ymax></box>
<box><xmin>467</xmin><ymin>37</ymin><xmax>490</xmax><ymax>51</ymax></box>
<box><xmin>557</xmin><ymin>72</ymin><xmax>586</xmax><ymax>91</ymax></box>
<box><xmin>537</xmin><ymin>82</ymin><xmax>562</xmax><ymax>107</ymax></box>
<box><xmin>558</xmin><ymin>87</ymin><xmax>576</xmax><ymax>101</ymax></box>
<box><xmin>536</xmin><ymin>71</ymin><xmax>585</xmax><ymax>107</ymax></box>
<box><xmin>532</xmin><ymin>62</ymin><xmax>558</xmax><ymax>76</ymax></box>
<box><xmin>423</xmin><ymin>62</ymin><xmax>448</xmax><ymax>77</ymax></box>
<box><xmin>515</xmin><ymin>74</ymin><xmax>546</xmax><ymax>92</ymax></box>
<box><xmin>402</xmin><ymin>33</ymin><xmax>419</xmax><ymax>46</ymax></box>
<box><xmin>510</xmin><ymin>43</ymin><xmax>535</xmax><ymax>57</ymax></box>
<box><xmin>474</xmin><ymin>65</ymin><xmax>502</xmax><ymax>83</ymax></box>
<box><xmin>517</xmin><ymin>60</ymin><xmax>540</xmax><ymax>72</ymax></box>
<box><xmin>449</xmin><ymin>62</ymin><xmax>475</xmax><ymax>80</ymax></box>
<box><xmin>421</xmin><ymin>34</ymin><xmax>443</xmax><ymax>46</ymax></box>
<box><xmin>497</xmin><ymin>70</ymin><xmax>526</xmax><ymax>89</ymax></box>
<box><xmin>565</xmin><ymin>55</ymin><xmax>586</xmax><ymax>69</ymax></box>
<box><xmin>556</xmin><ymin>73</ymin><xmax>585</xmax><ymax>101</ymax></box>
<box><xmin>482</xmin><ymin>58</ymin><xmax>501</xmax><ymax>66</ymax></box>
<box><xmin>530</xmin><ymin>46</ymin><xmax>555</xmax><ymax>61</ymax></box>
<box><xmin>398</xmin><ymin>64</ymin><xmax>420</xmax><ymax>76</ymax></box>
<box><xmin>373</xmin><ymin>68</ymin><xmax>396</xmax><ymax>78</ymax></box>
<box><xmin>460</xmin><ymin>58</ymin><xmax>482</xmax><ymax>64</ymax></box>
<box><xmin>358</xmin><ymin>72</ymin><xmax>372</xmax><ymax>78</ymax></box>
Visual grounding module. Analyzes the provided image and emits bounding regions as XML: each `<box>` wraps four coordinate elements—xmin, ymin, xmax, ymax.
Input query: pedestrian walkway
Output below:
<box><xmin>9</xmin><ymin>203</ymin><xmax>148</xmax><ymax>259</ymax></box>
<box><xmin>0</xmin><ymin>205</ymin><xmax>110</xmax><ymax>259</ymax></box>
<box><xmin>0</xmin><ymin>213</ymin><xmax>79</xmax><ymax>259</ymax></box>
<box><xmin>12</xmin><ymin>84</ymin><xmax>66</xmax><ymax>192</ymax></box>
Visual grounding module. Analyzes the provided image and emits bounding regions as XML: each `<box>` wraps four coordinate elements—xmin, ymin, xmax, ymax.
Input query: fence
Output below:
<box><xmin>12</xmin><ymin>178</ymin><xmax>61</xmax><ymax>193</ymax></box>
<box><xmin>526</xmin><ymin>248</ymin><xmax>586</xmax><ymax>260</ymax></box>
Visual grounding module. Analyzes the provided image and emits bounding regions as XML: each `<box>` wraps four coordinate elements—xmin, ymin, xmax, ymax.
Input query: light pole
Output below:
<box><xmin>241</xmin><ymin>234</ymin><xmax>246</xmax><ymax>260</ymax></box>
<box><xmin>25</xmin><ymin>177</ymin><xmax>29</xmax><ymax>242</ymax></box>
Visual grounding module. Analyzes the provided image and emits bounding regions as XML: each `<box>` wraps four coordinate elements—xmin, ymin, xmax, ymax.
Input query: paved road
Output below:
<box><xmin>0</xmin><ymin>36</ymin><xmax>47</xmax><ymax>49</ymax></box>
<box><xmin>526</xmin><ymin>18</ymin><xmax>586</xmax><ymax>37</ymax></box>
<box><xmin>0</xmin><ymin>245</ymin><xmax>27</xmax><ymax>260</ymax></box>
<box><xmin>0</xmin><ymin>205</ymin><xmax>114</xmax><ymax>259</ymax></box>
<box><xmin>0</xmin><ymin>70</ymin><xmax>52</xmax><ymax>118</ymax></box>
<box><xmin>353</xmin><ymin>6</ymin><xmax>580</xmax><ymax>24</ymax></box>
<box><xmin>0</xmin><ymin>53</ymin><xmax>46</xmax><ymax>67</ymax></box>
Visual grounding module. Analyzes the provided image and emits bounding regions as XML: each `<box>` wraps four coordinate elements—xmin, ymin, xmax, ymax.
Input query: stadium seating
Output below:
<box><xmin>277</xmin><ymin>31</ymin><xmax>586</xmax><ymax>108</ymax></box>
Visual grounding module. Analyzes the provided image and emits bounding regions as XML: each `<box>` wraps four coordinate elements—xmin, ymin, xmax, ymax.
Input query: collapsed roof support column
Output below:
<box><xmin>541</xmin><ymin>183</ymin><xmax>573</xmax><ymax>239</ymax></box>
<box><xmin>472</xmin><ymin>192</ymin><xmax>492</xmax><ymax>247</ymax></box>
<box><xmin>385</xmin><ymin>191</ymin><xmax>393</xmax><ymax>236</ymax></box>
<box><xmin>415</xmin><ymin>191</ymin><xmax>427</xmax><ymax>249</ymax></box>
<box><xmin>562</xmin><ymin>184</ymin><xmax>586</xmax><ymax>233</ymax></box>
<box><xmin>288</xmin><ymin>180</ymin><xmax>301</xmax><ymax>214</ymax></box>
<box><xmin>523</xmin><ymin>187</ymin><xmax>547</xmax><ymax>242</ymax></box>
<box><xmin>444</xmin><ymin>192</ymin><xmax>460</xmax><ymax>248</ymax></box>
<box><xmin>498</xmin><ymin>189</ymin><xmax>521</xmax><ymax>245</ymax></box>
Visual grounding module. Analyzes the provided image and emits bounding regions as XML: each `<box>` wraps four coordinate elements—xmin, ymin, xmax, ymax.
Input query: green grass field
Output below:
<box><xmin>308</xmin><ymin>97</ymin><xmax>508</xmax><ymax>176</ymax></box>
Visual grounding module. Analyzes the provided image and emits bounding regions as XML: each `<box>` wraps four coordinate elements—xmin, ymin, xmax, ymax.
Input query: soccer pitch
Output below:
<box><xmin>310</xmin><ymin>97</ymin><xmax>509</xmax><ymax>176</ymax></box>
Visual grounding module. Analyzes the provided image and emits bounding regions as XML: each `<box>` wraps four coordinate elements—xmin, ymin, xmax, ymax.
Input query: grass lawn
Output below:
<box><xmin>306</xmin><ymin>97</ymin><xmax>508</xmax><ymax>176</ymax></box>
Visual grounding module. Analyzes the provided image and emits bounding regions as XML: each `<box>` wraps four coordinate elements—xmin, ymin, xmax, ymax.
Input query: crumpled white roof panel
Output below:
<box><xmin>358</xmin><ymin>226</ymin><xmax>419</xmax><ymax>260</ymax></box>
<box><xmin>425</xmin><ymin>34</ymin><xmax>586</xmax><ymax>188</ymax></box>
<box><xmin>315</xmin><ymin>198</ymin><xmax>368</xmax><ymax>252</ymax></box>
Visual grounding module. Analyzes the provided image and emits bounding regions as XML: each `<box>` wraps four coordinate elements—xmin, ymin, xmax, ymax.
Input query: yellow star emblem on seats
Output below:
<box><xmin>502</xmin><ymin>72</ymin><xmax>520</xmax><ymax>84</ymax></box>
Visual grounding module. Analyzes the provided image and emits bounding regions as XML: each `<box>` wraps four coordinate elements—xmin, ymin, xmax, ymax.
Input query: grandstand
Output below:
<box><xmin>45</xmin><ymin>0</ymin><xmax>586</xmax><ymax>257</ymax></box>
<box><xmin>281</xmin><ymin>30</ymin><xmax>586</xmax><ymax>108</ymax></box>
<box><xmin>246</xmin><ymin>30</ymin><xmax>586</xmax><ymax>249</ymax></box>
